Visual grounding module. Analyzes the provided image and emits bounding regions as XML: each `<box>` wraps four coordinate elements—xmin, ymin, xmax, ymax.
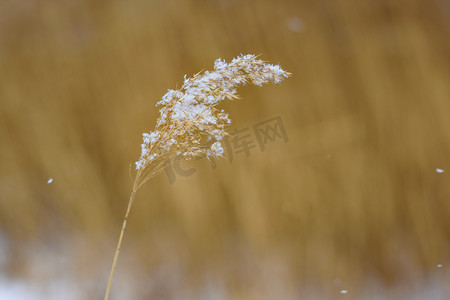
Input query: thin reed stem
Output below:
<box><xmin>104</xmin><ymin>170</ymin><xmax>142</xmax><ymax>300</ymax></box>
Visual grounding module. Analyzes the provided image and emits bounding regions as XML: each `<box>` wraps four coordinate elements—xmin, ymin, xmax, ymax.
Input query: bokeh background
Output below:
<box><xmin>1</xmin><ymin>0</ymin><xmax>450</xmax><ymax>299</ymax></box>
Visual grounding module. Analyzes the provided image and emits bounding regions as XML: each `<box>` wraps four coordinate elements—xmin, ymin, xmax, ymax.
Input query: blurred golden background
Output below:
<box><xmin>1</xmin><ymin>0</ymin><xmax>450</xmax><ymax>299</ymax></box>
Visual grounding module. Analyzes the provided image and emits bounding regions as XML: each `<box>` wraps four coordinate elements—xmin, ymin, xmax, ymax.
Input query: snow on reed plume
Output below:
<box><xmin>135</xmin><ymin>54</ymin><xmax>290</xmax><ymax>173</ymax></box>
<box><xmin>104</xmin><ymin>54</ymin><xmax>289</xmax><ymax>300</ymax></box>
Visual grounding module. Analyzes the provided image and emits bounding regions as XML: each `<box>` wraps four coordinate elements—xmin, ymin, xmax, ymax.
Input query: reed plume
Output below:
<box><xmin>104</xmin><ymin>54</ymin><xmax>290</xmax><ymax>300</ymax></box>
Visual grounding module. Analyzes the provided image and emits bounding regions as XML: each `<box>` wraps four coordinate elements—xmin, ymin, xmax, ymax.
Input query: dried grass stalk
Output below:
<box><xmin>104</xmin><ymin>54</ymin><xmax>290</xmax><ymax>300</ymax></box>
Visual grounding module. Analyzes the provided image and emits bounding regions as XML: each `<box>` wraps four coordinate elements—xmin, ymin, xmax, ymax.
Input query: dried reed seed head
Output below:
<box><xmin>136</xmin><ymin>54</ymin><xmax>290</xmax><ymax>171</ymax></box>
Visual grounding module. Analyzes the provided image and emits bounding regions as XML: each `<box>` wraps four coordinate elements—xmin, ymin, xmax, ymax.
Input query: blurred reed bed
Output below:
<box><xmin>1</xmin><ymin>0</ymin><xmax>450</xmax><ymax>298</ymax></box>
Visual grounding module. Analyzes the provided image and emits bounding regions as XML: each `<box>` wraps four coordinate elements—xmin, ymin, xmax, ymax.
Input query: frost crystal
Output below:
<box><xmin>136</xmin><ymin>54</ymin><xmax>290</xmax><ymax>170</ymax></box>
